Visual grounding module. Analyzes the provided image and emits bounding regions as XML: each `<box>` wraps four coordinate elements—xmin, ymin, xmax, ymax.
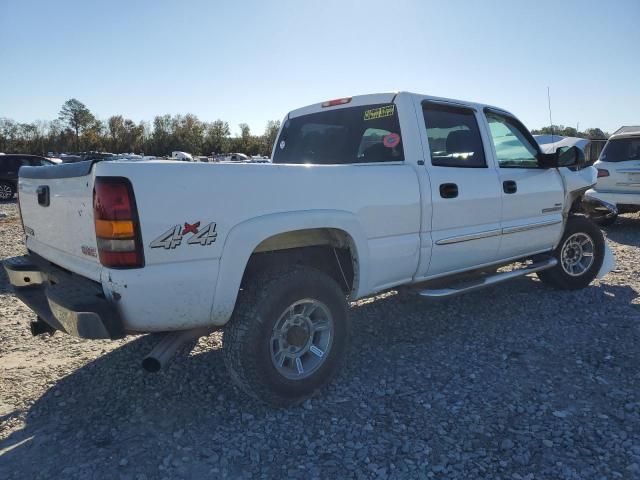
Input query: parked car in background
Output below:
<box><xmin>586</xmin><ymin>126</ymin><xmax>640</xmax><ymax>225</ymax></box>
<box><xmin>226</xmin><ymin>153</ymin><xmax>250</xmax><ymax>162</ymax></box>
<box><xmin>171</xmin><ymin>151</ymin><xmax>194</xmax><ymax>161</ymax></box>
<box><xmin>0</xmin><ymin>154</ymin><xmax>59</xmax><ymax>200</ymax></box>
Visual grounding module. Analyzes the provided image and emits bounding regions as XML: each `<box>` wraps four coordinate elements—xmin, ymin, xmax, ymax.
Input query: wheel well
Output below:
<box><xmin>242</xmin><ymin>228</ymin><xmax>357</xmax><ymax>295</ymax></box>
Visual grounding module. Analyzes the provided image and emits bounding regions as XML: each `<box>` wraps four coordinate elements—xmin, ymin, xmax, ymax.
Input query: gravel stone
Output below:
<box><xmin>0</xmin><ymin>201</ymin><xmax>639</xmax><ymax>479</ymax></box>
<box><xmin>500</xmin><ymin>438</ymin><xmax>514</xmax><ymax>450</ymax></box>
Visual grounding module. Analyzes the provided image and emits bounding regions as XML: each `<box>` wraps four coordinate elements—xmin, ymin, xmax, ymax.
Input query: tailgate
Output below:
<box><xmin>18</xmin><ymin>161</ymin><xmax>102</xmax><ymax>281</ymax></box>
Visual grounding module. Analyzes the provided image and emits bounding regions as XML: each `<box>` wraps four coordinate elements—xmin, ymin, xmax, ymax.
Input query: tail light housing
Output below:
<box><xmin>597</xmin><ymin>169</ymin><xmax>610</xmax><ymax>178</ymax></box>
<box><xmin>93</xmin><ymin>177</ymin><xmax>144</xmax><ymax>268</ymax></box>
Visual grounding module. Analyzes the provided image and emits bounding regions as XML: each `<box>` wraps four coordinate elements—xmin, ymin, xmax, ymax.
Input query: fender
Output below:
<box><xmin>209</xmin><ymin>210</ymin><xmax>370</xmax><ymax>325</ymax></box>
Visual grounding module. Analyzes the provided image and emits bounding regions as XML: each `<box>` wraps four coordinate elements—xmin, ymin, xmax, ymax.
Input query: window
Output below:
<box><xmin>23</xmin><ymin>157</ymin><xmax>42</xmax><ymax>166</ymax></box>
<box><xmin>272</xmin><ymin>103</ymin><xmax>404</xmax><ymax>164</ymax></box>
<box><xmin>600</xmin><ymin>138</ymin><xmax>640</xmax><ymax>162</ymax></box>
<box><xmin>1</xmin><ymin>158</ymin><xmax>22</xmax><ymax>172</ymax></box>
<box><xmin>357</xmin><ymin>128</ymin><xmax>392</xmax><ymax>157</ymax></box>
<box><xmin>423</xmin><ymin>103</ymin><xmax>486</xmax><ymax>168</ymax></box>
<box><xmin>485</xmin><ymin>111</ymin><xmax>540</xmax><ymax>168</ymax></box>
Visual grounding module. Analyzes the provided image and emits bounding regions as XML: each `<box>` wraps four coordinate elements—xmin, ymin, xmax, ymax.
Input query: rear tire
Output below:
<box><xmin>0</xmin><ymin>181</ymin><xmax>15</xmax><ymax>201</ymax></box>
<box><xmin>537</xmin><ymin>216</ymin><xmax>604</xmax><ymax>290</ymax></box>
<box><xmin>223</xmin><ymin>265</ymin><xmax>349</xmax><ymax>406</ymax></box>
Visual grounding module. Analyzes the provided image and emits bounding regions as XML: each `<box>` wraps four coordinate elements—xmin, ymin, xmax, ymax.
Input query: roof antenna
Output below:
<box><xmin>547</xmin><ymin>86</ymin><xmax>555</xmax><ymax>145</ymax></box>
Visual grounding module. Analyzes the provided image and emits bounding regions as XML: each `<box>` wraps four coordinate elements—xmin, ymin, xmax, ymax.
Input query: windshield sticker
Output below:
<box><xmin>279</xmin><ymin>140</ymin><xmax>286</xmax><ymax>150</ymax></box>
<box><xmin>383</xmin><ymin>133</ymin><xmax>401</xmax><ymax>148</ymax></box>
<box><xmin>364</xmin><ymin>105</ymin><xmax>395</xmax><ymax>121</ymax></box>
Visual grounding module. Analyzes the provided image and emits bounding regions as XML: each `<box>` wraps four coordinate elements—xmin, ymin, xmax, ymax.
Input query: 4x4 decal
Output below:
<box><xmin>150</xmin><ymin>221</ymin><xmax>217</xmax><ymax>249</ymax></box>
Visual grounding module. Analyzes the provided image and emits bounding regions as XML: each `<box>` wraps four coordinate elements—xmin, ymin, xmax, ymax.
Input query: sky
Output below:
<box><xmin>1</xmin><ymin>0</ymin><xmax>639</xmax><ymax>135</ymax></box>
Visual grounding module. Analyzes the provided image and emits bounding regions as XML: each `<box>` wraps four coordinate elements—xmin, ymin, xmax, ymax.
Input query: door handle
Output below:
<box><xmin>439</xmin><ymin>183</ymin><xmax>458</xmax><ymax>199</ymax></box>
<box><xmin>37</xmin><ymin>185</ymin><xmax>50</xmax><ymax>207</ymax></box>
<box><xmin>503</xmin><ymin>180</ymin><xmax>517</xmax><ymax>194</ymax></box>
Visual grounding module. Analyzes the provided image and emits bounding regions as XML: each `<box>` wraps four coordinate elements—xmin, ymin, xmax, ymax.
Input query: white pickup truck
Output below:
<box><xmin>4</xmin><ymin>92</ymin><xmax>616</xmax><ymax>405</ymax></box>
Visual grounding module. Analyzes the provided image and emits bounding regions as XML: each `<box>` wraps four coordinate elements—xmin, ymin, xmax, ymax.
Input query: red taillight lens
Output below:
<box><xmin>94</xmin><ymin>181</ymin><xmax>135</xmax><ymax>220</ymax></box>
<box><xmin>597</xmin><ymin>169</ymin><xmax>610</xmax><ymax>178</ymax></box>
<box><xmin>321</xmin><ymin>97</ymin><xmax>352</xmax><ymax>108</ymax></box>
<box><xmin>93</xmin><ymin>177</ymin><xmax>144</xmax><ymax>268</ymax></box>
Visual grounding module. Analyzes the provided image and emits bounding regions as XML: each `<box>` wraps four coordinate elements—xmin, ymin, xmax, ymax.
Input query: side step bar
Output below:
<box><xmin>418</xmin><ymin>257</ymin><xmax>557</xmax><ymax>298</ymax></box>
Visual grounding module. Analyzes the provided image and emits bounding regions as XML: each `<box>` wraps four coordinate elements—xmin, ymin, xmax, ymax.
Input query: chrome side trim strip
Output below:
<box><xmin>436</xmin><ymin>219</ymin><xmax>562</xmax><ymax>246</ymax></box>
<box><xmin>502</xmin><ymin>219</ymin><xmax>562</xmax><ymax>235</ymax></box>
<box><xmin>435</xmin><ymin>229</ymin><xmax>502</xmax><ymax>246</ymax></box>
<box><xmin>542</xmin><ymin>206</ymin><xmax>562</xmax><ymax>213</ymax></box>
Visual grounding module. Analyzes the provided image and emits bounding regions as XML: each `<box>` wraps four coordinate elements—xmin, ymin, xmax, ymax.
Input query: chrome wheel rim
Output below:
<box><xmin>270</xmin><ymin>299</ymin><xmax>334</xmax><ymax>380</ymax></box>
<box><xmin>561</xmin><ymin>232</ymin><xmax>595</xmax><ymax>276</ymax></box>
<box><xmin>0</xmin><ymin>184</ymin><xmax>12</xmax><ymax>200</ymax></box>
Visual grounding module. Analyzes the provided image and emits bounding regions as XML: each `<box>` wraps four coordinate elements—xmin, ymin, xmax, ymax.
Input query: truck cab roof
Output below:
<box><xmin>287</xmin><ymin>91</ymin><xmax>515</xmax><ymax>120</ymax></box>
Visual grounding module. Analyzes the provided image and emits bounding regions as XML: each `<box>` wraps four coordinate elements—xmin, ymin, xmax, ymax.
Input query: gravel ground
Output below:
<box><xmin>1</xmin><ymin>199</ymin><xmax>639</xmax><ymax>479</ymax></box>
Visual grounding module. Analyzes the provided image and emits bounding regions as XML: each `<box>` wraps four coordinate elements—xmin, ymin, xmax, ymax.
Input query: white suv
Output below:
<box><xmin>587</xmin><ymin>126</ymin><xmax>640</xmax><ymax>225</ymax></box>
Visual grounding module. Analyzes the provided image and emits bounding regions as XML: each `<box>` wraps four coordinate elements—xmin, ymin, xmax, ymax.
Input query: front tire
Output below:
<box><xmin>0</xmin><ymin>181</ymin><xmax>15</xmax><ymax>201</ymax></box>
<box><xmin>223</xmin><ymin>265</ymin><xmax>349</xmax><ymax>406</ymax></box>
<box><xmin>537</xmin><ymin>216</ymin><xmax>604</xmax><ymax>290</ymax></box>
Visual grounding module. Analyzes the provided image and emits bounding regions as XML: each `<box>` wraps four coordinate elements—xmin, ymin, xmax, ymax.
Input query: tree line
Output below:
<box><xmin>0</xmin><ymin>99</ymin><xmax>281</xmax><ymax>157</ymax></box>
<box><xmin>1</xmin><ymin>98</ymin><xmax>611</xmax><ymax>157</ymax></box>
<box><xmin>530</xmin><ymin>125</ymin><xmax>609</xmax><ymax>139</ymax></box>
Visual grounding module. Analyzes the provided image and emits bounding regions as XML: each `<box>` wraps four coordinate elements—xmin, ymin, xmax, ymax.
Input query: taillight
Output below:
<box><xmin>321</xmin><ymin>97</ymin><xmax>352</xmax><ymax>108</ymax></box>
<box><xmin>597</xmin><ymin>169</ymin><xmax>610</xmax><ymax>178</ymax></box>
<box><xmin>93</xmin><ymin>177</ymin><xmax>144</xmax><ymax>268</ymax></box>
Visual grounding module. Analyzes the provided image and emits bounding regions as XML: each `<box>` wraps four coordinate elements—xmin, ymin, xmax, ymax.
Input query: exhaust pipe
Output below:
<box><xmin>142</xmin><ymin>327</ymin><xmax>212</xmax><ymax>373</ymax></box>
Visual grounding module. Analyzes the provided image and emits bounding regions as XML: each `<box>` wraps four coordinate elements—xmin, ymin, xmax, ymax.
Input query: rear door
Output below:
<box><xmin>483</xmin><ymin>109</ymin><xmax>564</xmax><ymax>260</ymax></box>
<box><xmin>597</xmin><ymin>136</ymin><xmax>640</xmax><ymax>193</ymax></box>
<box><xmin>419</xmin><ymin>100</ymin><xmax>503</xmax><ymax>277</ymax></box>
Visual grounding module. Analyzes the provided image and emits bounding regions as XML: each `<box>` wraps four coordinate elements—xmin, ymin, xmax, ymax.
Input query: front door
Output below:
<box><xmin>419</xmin><ymin>101</ymin><xmax>503</xmax><ymax>277</ymax></box>
<box><xmin>483</xmin><ymin>109</ymin><xmax>565</xmax><ymax>260</ymax></box>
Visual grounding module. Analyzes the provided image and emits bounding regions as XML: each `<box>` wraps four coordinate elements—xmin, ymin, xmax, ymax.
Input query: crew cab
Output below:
<box><xmin>586</xmin><ymin>126</ymin><xmax>640</xmax><ymax>225</ymax></box>
<box><xmin>4</xmin><ymin>92</ymin><xmax>616</xmax><ymax>405</ymax></box>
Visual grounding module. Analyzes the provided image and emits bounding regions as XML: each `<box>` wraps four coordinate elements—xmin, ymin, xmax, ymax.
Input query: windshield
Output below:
<box><xmin>272</xmin><ymin>103</ymin><xmax>404</xmax><ymax>164</ymax></box>
<box><xmin>600</xmin><ymin>138</ymin><xmax>640</xmax><ymax>163</ymax></box>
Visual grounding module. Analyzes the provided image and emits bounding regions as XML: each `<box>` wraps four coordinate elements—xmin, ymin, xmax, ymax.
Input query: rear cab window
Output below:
<box><xmin>273</xmin><ymin>103</ymin><xmax>404</xmax><ymax>164</ymax></box>
<box><xmin>600</xmin><ymin>137</ymin><xmax>640</xmax><ymax>162</ymax></box>
<box><xmin>422</xmin><ymin>103</ymin><xmax>486</xmax><ymax>168</ymax></box>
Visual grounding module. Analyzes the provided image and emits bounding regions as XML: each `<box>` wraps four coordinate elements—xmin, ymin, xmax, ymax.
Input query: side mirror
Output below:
<box><xmin>538</xmin><ymin>145</ymin><xmax>585</xmax><ymax>169</ymax></box>
<box><xmin>556</xmin><ymin>146</ymin><xmax>584</xmax><ymax>168</ymax></box>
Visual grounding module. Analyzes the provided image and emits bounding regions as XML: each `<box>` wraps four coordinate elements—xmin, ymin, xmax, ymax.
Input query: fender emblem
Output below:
<box><xmin>150</xmin><ymin>221</ymin><xmax>217</xmax><ymax>249</ymax></box>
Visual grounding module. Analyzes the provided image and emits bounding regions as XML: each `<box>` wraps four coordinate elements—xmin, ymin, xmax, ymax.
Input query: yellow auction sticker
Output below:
<box><xmin>364</xmin><ymin>105</ymin><xmax>395</xmax><ymax>121</ymax></box>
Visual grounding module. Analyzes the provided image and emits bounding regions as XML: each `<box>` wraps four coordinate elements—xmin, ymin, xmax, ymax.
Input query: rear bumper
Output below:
<box><xmin>585</xmin><ymin>188</ymin><xmax>640</xmax><ymax>207</ymax></box>
<box><xmin>3</xmin><ymin>254</ymin><xmax>124</xmax><ymax>339</ymax></box>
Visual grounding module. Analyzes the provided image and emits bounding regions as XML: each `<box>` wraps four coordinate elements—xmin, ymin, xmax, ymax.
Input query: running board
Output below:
<box><xmin>418</xmin><ymin>257</ymin><xmax>558</xmax><ymax>298</ymax></box>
